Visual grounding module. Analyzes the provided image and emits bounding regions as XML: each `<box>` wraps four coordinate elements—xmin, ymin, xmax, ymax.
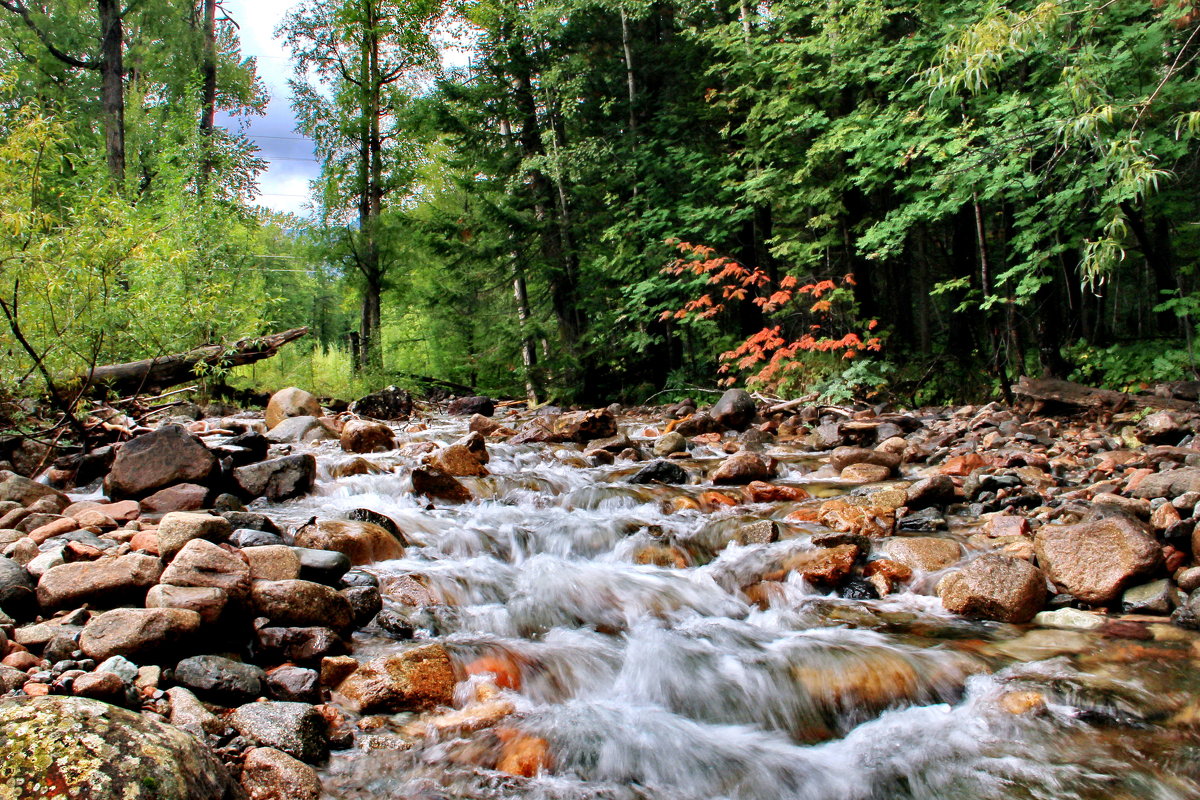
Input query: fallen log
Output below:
<box><xmin>1011</xmin><ymin>376</ymin><xmax>1197</xmax><ymax>413</ymax></box>
<box><xmin>80</xmin><ymin>327</ymin><xmax>309</xmax><ymax>397</ymax></box>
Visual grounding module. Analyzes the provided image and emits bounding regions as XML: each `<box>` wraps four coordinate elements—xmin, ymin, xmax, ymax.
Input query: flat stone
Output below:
<box><xmin>1031</xmin><ymin>607</ymin><xmax>1106</xmax><ymax>631</ymax></box>
<box><xmin>37</xmin><ymin>553</ymin><xmax>162</xmax><ymax>609</ymax></box>
<box><xmin>79</xmin><ymin>607</ymin><xmax>202</xmax><ymax>661</ymax></box>
<box><xmin>173</xmin><ymin>654</ymin><xmax>265</xmax><ymax>702</ymax></box>
<box><xmin>156</xmin><ymin>512</ymin><xmax>233</xmax><ymax>562</ymax></box>
<box><xmin>233</xmin><ymin>454</ymin><xmax>317</xmax><ymax>502</ymax></box>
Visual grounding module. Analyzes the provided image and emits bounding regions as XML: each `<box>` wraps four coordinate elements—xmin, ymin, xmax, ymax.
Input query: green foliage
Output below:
<box><xmin>1066</xmin><ymin>339</ymin><xmax>1196</xmax><ymax>391</ymax></box>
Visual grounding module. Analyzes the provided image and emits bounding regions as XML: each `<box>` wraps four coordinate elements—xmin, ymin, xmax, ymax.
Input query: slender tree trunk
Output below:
<box><xmin>356</xmin><ymin>0</ymin><xmax>384</xmax><ymax>373</ymax></box>
<box><xmin>198</xmin><ymin>0</ymin><xmax>217</xmax><ymax>187</ymax></box>
<box><xmin>512</xmin><ymin>264</ymin><xmax>539</xmax><ymax>404</ymax></box>
<box><xmin>619</xmin><ymin>8</ymin><xmax>637</xmax><ymax>135</ymax></box>
<box><xmin>98</xmin><ymin>0</ymin><xmax>125</xmax><ymax>183</ymax></box>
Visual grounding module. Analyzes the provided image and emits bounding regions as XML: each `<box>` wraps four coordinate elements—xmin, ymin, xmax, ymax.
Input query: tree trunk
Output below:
<box><xmin>198</xmin><ymin>0</ymin><xmax>217</xmax><ymax>187</ymax></box>
<box><xmin>98</xmin><ymin>0</ymin><xmax>125</xmax><ymax>183</ymax></box>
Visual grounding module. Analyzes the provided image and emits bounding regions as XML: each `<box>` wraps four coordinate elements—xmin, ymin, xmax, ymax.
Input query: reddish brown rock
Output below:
<box><xmin>711</xmin><ymin>452</ymin><xmax>773</xmax><ymax>485</ymax></box>
<box><xmin>241</xmin><ymin>747</ymin><xmax>323</xmax><ymax>800</ymax></box>
<box><xmin>430</xmin><ymin>444</ymin><xmax>490</xmax><ymax>477</ymax></box>
<box><xmin>881</xmin><ymin>537</ymin><xmax>963</xmax><ymax>572</ymax></box>
<box><xmin>79</xmin><ymin>607</ymin><xmax>202</xmax><ymax>661</ymax></box>
<box><xmin>817</xmin><ymin>500</ymin><xmax>894</xmax><ymax>538</ymax></box>
<box><xmin>293</xmin><ymin>519</ymin><xmax>406</xmax><ymax>565</ymax></box>
<box><xmin>936</xmin><ymin>553</ymin><xmax>1047</xmax><ymax>623</ymax></box>
<box><xmin>830</xmin><ymin>447</ymin><xmax>901</xmax><ymax>473</ymax></box>
<box><xmin>746</xmin><ymin>482</ymin><xmax>808</xmax><ymax>503</ymax></box>
<box><xmin>496</xmin><ymin>728</ymin><xmax>553</xmax><ymax>777</ymax></box>
<box><xmin>840</xmin><ymin>463</ymin><xmax>891</xmax><ymax>483</ymax></box>
<box><xmin>340</xmin><ymin>419</ymin><xmax>396</xmax><ymax>454</ymax></box>
<box><xmin>769</xmin><ymin>544</ymin><xmax>859</xmax><ymax>586</ymax></box>
<box><xmin>145</xmin><ymin>584</ymin><xmax>228</xmax><ymax>625</ymax></box>
<box><xmin>266</xmin><ymin>387</ymin><xmax>323</xmax><ymax>430</ymax></box>
<box><xmin>159</xmin><ymin>538</ymin><xmax>251</xmax><ymax>599</ymax></box>
<box><xmin>335</xmin><ymin>643</ymin><xmax>456</xmax><ymax>713</ymax></box>
<box><xmin>103</xmin><ymin>425</ymin><xmax>218</xmax><ymax>500</ymax></box>
<box><xmin>1034</xmin><ymin>517</ymin><xmax>1163</xmax><ymax>605</ymax></box>
<box><xmin>27</xmin><ymin>517</ymin><xmax>80</xmax><ymax>544</ymax></box>
<box><xmin>37</xmin><ymin>553</ymin><xmax>163</xmax><ymax>609</ymax></box>
<box><xmin>156</xmin><ymin>512</ymin><xmax>233</xmax><ymax>562</ymax></box>
<box><xmin>985</xmin><ymin>515</ymin><xmax>1030</xmax><ymax>538</ymax></box>
<box><xmin>411</xmin><ymin>467</ymin><xmax>472</xmax><ymax>503</ymax></box>
<box><xmin>139</xmin><ymin>484</ymin><xmax>209</xmax><ymax>514</ymax></box>
<box><xmin>252</xmin><ymin>579</ymin><xmax>353</xmax><ymax>630</ymax></box>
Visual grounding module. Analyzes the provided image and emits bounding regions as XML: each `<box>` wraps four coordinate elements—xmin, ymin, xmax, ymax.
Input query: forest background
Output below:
<box><xmin>0</xmin><ymin>0</ymin><xmax>1198</xmax><ymax>413</ymax></box>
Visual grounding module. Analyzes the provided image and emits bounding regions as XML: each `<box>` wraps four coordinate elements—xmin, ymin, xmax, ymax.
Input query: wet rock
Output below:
<box><xmin>771</xmin><ymin>544</ymin><xmax>859</xmax><ymax>586</ymax></box>
<box><xmin>711</xmin><ymin>452</ymin><xmax>772</xmax><ymax>485</ymax></box>
<box><xmin>897</xmin><ymin>507</ymin><xmax>946</xmax><ymax>532</ymax></box>
<box><xmin>348</xmin><ymin>385</ymin><xmax>413</xmax><ymax>421</ymax></box>
<box><xmin>1031</xmin><ymin>607</ymin><xmax>1105</xmax><ymax>630</ymax></box>
<box><xmin>230</xmin><ymin>701</ymin><xmax>328</xmax><ymax>763</ymax></box>
<box><xmin>1034</xmin><ymin>517</ymin><xmax>1163</xmax><ymax>605</ymax></box>
<box><xmin>411</xmin><ymin>467</ymin><xmax>472</xmax><ymax>504</ymax></box>
<box><xmin>37</xmin><ymin>553</ymin><xmax>163</xmax><ymax>609</ymax></box>
<box><xmin>628</xmin><ymin>460</ymin><xmax>689</xmax><ymax>485</ymax></box>
<box><xmin>138</xmin><ymin>483</ymin><xmax>209</xmax><ymax>514</ymax></box>
<box><xmin>293</xmin><ymin>547</ymin><xmax>351</xmax><ymax>584</ymax></box>
<box><xmin>880</xmin><ymin>537</ymin><xmax>963</xmax><ymax>572</ymax></box>
<box><xmin>0</xmin><ymin>555</ymin><xmax>34</xmax><ymax>614</ymax></box>
<box><xmin>430</xmin><ymin>444</ymin><xmax>489</xmax><ymax>477</ymax></box>
<box><xmin>335</xmin><ymin>643</ymin><xmax>455</xmax><ymax>713</ymax></box>
<box><xmin>160</xmin><ymin>538</ymin><xmax>251</xmax><ymax>599</ymax></box>
<box><xmin>652</xmin><ymin>432</ymin><xmax>687</xmax><ymax>457</ymax></box>
<box><xmin>157</xmin><ymin>512</ymin><xmax>233</xmax><ymax>562</ymax></box>
<box><xmin>1122</xmin><ymin>579</ymin><xmax>1174</xmax><ymax>614</ymax></box>
<box><xmin>735</xmin><ymin>520</ymin><xmax>779</xmax><ymax>546</ymax></box>
<box><xmin>0</xmin><ymin>471</ymin><xmax>69</xmax><ymax>508</ymax></box>
<box><xmin>830</xmin><ymin>446</ymin><xmax>900</xmax><ymax>473</ymax></box>
<box><xmin>1137</xmin><ymin>411</ymin><xmax>1191</xmax><ymax>444</ymax></box>
<box><xmin>936</xmin><ymin>553</ymin><xmax>1047</xmax><ymax>623</ymax></box>
<box><xmin>674</xmin><ymin>411</ymin><xmax>719</xmax><ymax>437</ymax></box>
<box><xmin>241</xmin><ymin>746</ymin><xmax>323</xmax><ymax>800</ymax></box>
<box><xmin>145</xmin><ymin>585</ymin><xmax>228</xmax><ymax>625</ymax></box>
<box><xmin>243</xmin><ymin>545</ymin><xmax>302</xmax><ymax>582</ymax></box>
<box><xmin>840</xmin><ymin>463</ymin><xmax>891</xmax><ymax>483</ymax></box>
<box><xmin>233</xmin><ymin>454</ymin><xmax>316</xmax><ymax>502</ymax></box>
<box><xmin>1131</xmin><ymin>466</ymin><xmax>1200</xmax><ymax>500</ymax></box>
<box><xmin>496</xmin><ymin>728</ymin><xmax>553</xmax><ymax>777</ymax></box>
<box><xmin>230</xmin><ymin>528</ymin><xmax>285</xmax><ymax>548</ymax></box>
<box><xmin>104</xmin><ymin>425</ymin><xmax>218</xmax><ymax>500</ymax></box>
<box><xmin>266</xmin><ymin>666</ymin><xmax>321</xmax><ymax>703</ymax></box>
<box><xmin>255</xmin><ymin>626</ymin><xmax>343</xmax><ymax>664</ymax></box>
<box><xmin>863</xmin><ymin>558</ymin><xmax>912</xmax><ymax>596</ymax></box>
<box><xmin>556</xmin><ymin>408</ymin><xmax>618</xmax><ymax>442</ymax></box>
<box><xmin>448</xmin><ymin>396</ymin><xmax>495</xmax><ymax>417</ymax></box>
<box><xmin>469</xmin><ymin>414</ymin><xmax>502</xmax><ymax>435</ymax></box>
<box><xmin>174</xmin><ymin>654</ymin><xmax>265</xmax><ymax>702</ymax></box>
<box><xmin>342</xmin><ymin>585</ymin><xmax>382</xmax><ymax>627</ymax></box>
<box><xmin>340</xmin><ymin>419</ymin><xmax>396</xmax><ymax>454</ymax></box>
<box><xmin>710</xmin><ymin>389</ymin><xmax>756</xmax><ymax>431</ymax></box>
<box><xmin>265</xmin><ymin>416</ymin><xmax>337</xmax><ymax>444</ymax></box>
<box><xmin>293</xmin><ymin>519</ymin><xmax>405</xmax><ymax>566</ymax></box>
<box><xmin>79</xmin><ymin>607</ymin><xmax>202</xmax><ymax>661</ymax></box>
<box><xmin>816</xmin><ymin>499</ymin><xmax>894</xmax><ymax>538</ymax></box>
<box><xmin>251</xmin><ymin>579</ymin><xmax>353</xmax><ymax>631</ymax></box>
<box><xmin>0</xmin><ymin>695</ymin><xmax>239</xmax><ymax>799</ymax></box>
<box><xmin>266</xmin><ymin>387</ymin><xmax>323</xmax><ymax>430</ymax></box>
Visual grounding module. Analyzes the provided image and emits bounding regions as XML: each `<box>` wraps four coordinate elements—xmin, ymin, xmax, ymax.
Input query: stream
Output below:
<box><xmin>259</xmin><ymin>412</ymin><xmax>1200</xmax><ymax>800</ymax></box>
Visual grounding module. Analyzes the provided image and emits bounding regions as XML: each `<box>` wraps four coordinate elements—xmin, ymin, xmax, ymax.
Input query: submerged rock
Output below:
<box><xmin>335</xmin><ymin>643</ymin><xmax>455</xmax><ymax>713</ymax></box>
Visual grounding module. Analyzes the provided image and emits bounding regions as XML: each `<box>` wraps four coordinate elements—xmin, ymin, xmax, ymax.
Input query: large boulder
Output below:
<box><xmin>335</xmin><ymin>643</ymin><xmax>455</xmax><ymax>713</ymax></box>
<box><xmin>0</xmin><ymin>470</ymin><xmax>68</xmax><ymax>508</ymax></box>
<box><xmin>339</xmin><ymin>419</ymin><xmax>396</xmax><ymax>454</ymax></box>
<box><xmin>160</xmin><ymin>538</ymin><xmax>252</xmax><ymax>599</ymax></box>
<box><xmin>232</xmin><ymin>455</ymin><xmax>316</xmax><ymax>502</ymax></box>
<box><xmin>292</xmin><ymin>519</ymin><xmax>406</xmax><ymax>565</ymax></box>
<box><xmin>348</xmin><ymin>386</ymin><xmax>413</xmax><ymax>421</ymax></box>
<box><xmin>448</xmin><ymin>396</ymin><xmax>495</xmax><ymax>417</ymax></box>
<box><xmin>1034</xmin><ymin>517</ymin><xmax>1163</xmax><ymax>605</ymax></box>
<box><xmin>79</xmin><ymin>607</ymin><xmax>202</xmax><ymax>661</ymax></box>
<box><xmin>0</xmin><ymin>696</ymin><xmax>240</xmax><ymax>799</ymax></box>
<box><xmin>229</xmin><ymin>702</ymin><xmax>328</xmax><ymax>763</ymax></box>
<box><xmin>37</xmin><ymin>553</ymin><xmax>163</xmax><ymax>609</ymax></box>
<box><xmin>936</xmin><ymin>554</ymin><xmax>1047</xmax><ymax>623</ymax></box>
<box><xmin>251</xmin><ymin>579</ymin><xmax>353</xmax><ymax>630</ymax></box>
<box><xmin>265</xmin><ymin>387</ymin><xmax>323</xmax><ymax>430</ymax></box>
<box><xmin>264</xmin><ymin>417</ymin><xmax>336</xmax><ymax>445</ymax></box>
<box><xmin>104</xmin><ymin>425</ymin><xmax>218</xmax><ymax>500</ymax></box>
<box><xmin>710</xmin><ymin>388</ymin><xmax>757</xmax><ymax>431</ymax></box>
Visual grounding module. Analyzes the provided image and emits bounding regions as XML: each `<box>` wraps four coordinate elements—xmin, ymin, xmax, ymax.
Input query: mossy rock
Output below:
<box><xmin>0</xmin><ymin>695</ymin><xmax>242</xmax><ymax>799</ymax></box>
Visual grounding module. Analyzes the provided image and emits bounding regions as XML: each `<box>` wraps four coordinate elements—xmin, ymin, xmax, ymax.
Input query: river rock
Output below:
<box><xmin>1122</xmin><ymin>578</ymin><xmax>1174</xmax><ymax>614</ymax></box>
<box><xmin>251</xmin><ymin>579</ymin><xmax>353</xmax><ymax>630</ymax></box>
<box><xmin>1034</xmin><ymin>517</ymin><xmax>1163</xmax><ymax>605</ymax></box>
<box><xmin>1137</xmin><ymin>411</ymin><xmax>1191</xmax><ymax>444</ymax></box>
<box><xmin>710</xmin><ymin>389</ymin><xmax>757</xmax><ymax>431</ymax></box>
<box><xmin>1031</xmin><ymin>607</ymin><xmax>1105</xmax><ymax>630</ymax></box>
<box><xmin>830</xmin><ymin>447</ymin><xmax>900</xmax><ymax>473</ymax></box>
<box><xmin>157</xmin><ymin>512</ymin><xmax>233</xmax><ymax>562</ymax></box>
<box><xmin>448</xmin><ymin>396</ymin><xmax>495</xmax><ymax>416</ymax></box>
<box><xmin>340</xmin><ymin>419</ymin><xmax>395</xmax><ymax>454</ymax></box>
<box><xmin>411</xmin><ymin>467</ymin><xmax>472</xmax><ymax>503</ymax></box>
<box><xmin>0</xmin><ymin>471</ymin><xmax>68</xmax><ymax>508</ymax></box>
<box><xmin>230</xmin><ymin>701</ymin><xmax>328</xmax><ymax>763</ymax></box>
<box><xmin>335</xmin><ymin>643</ymin><xmax>456</xmax><ymax>713</ymax></box>
<box><xmin>881</xmin><ymin>537</ymin><xmax>963</xmax><ymax>572</ymax></box>
<box><xmin>840</xmin><ymin>463</ymin><xmax>892</xmax><ymax>483</ymax></box>
<box><xmin>233</xmin><ymin>454</ymin><xmax>316</xmax><ymax>502</ymax></box>
<box><xmin>266</xmin><ymin>387</ymin><xmax>323</xmax><ymax>430</ymax></box>
<box><xmin>469</xmin><ymin>413</ymin><xmax>503</xmax><ymax>435</ymax></box>
<box><xmin>936</xmin><ymin>554</ymin><xmax>1047</xmax><ymax>623</ymax></box>
<box><xmin>160</xmin><ymin>538</ymin><xmax>251</xmax><ymax>599</ymax></box>
<box><xmin>241</xmin><ymin>747</ymin><xmax>323</xmax><ymax>800</ymax></box>
<box><xmin>255</xmin><ymin>626</ymin><xmax>343</xmax><ymax>664</ymax></box>
<box><xmin>349</xmin><ymin>385</ymin><xmax>413</xmax><ymax>420</ymax></box>
<box><xmin>138</xmin><ymin>483</ymin><xmax>210</xmax><ymax>514</ymax></box>
<box><xmin>293</xmin><ymin>547</ymin><xmax>351</xmax><ymax>584</ymax></box>
<box><xmin>230</xmin><ymin>528</ymin><xmax>285</xmax><ymax>548</ymax></box>
<box><xmin>79</xmin><ymin>607</ymin><xmax>202</xmax><ymax>661</ymax></box>
<box><xmin>293</xmin><ymin>519</ymin><xmax>406</xmax><ymax>565</ymax></box>
<box><xmin>265</xmin><ymin>666</ymin><xmax>320</xmax><ymax>703</ymax></box>
<box><xmin>244</xmin><ymin>545</ymin><xmax>303</xmax><ymax>581</ymax></box>
<box><xmin>735</xmin><ymin>520</ymin><xmax>779</xmax><ymax>545</ymax></box>
<box><xmin>166</xmin><ymin>686</ymin><xmax>222</xmax><ymax>737</ymax></box>
<box><xmin>104</xmin><ymin>425</ymin><xmax>218</xmax><ymax>500</ymax></box>
<box><xmin>711</xmin><ymin>452</ymin><xmax>772</xmax><ymax>484</ymax></box>
<box><xmin>652</xmin><ymin>432</ymin><xmax>687</xmax><ymax>457</ymax></box>
<box><xmin>0</xmin><ymin>555</ymin><xmax>34</xmax><ymax>613</ymax></box>
<box><xmin>0</xmin><ymin>696</ymin><xmax>239</xmax><ymax>799</ymax></box>
<box><xmin>674</xmin><ymin>411</ymin><xmax>719</xmax><ymax>437</ymax></box>
<box><xmin>774</xmin><ymin>544</ymin><xmax>859</xmax><ymax>586</ymax></box>
<box><xmin>430</xmin><ymin>444</ymin><xmax>489</xmax><ymax>477</ymax></box>
<box><xmin>174</xmin><ymin>654</ymin><xmax>265</xmax><ymax>702</ymax></box>
<box><xmin>265</xmin><ymin>416</ymin><xmax>336</xmax><ymax>444</ymax></box>
<box><xmin>145</xmin><ymin>585</ymin><xmax>228</xmax><ymax>625</ymax></box>
<box><xmin>628</xmin><ymin>459</ymin><xmax>689</xmax><ymax>485</ymax></box>
<box><xmin>556</xmin><ymin>408</ymin><xmax>618</xmax><ymax>442</ymax></box>
<box><xmin>71</xmin><ymin>671</ymin><xmax>126</xmax><ymax>703</ymax></box>
<box><xmin>37</xmin><ymin>553</ymin><xmax>163</xmax><ymax>609</ymax></box>
<box><xmin>1131</xmin><ymin>466</ymin><xmax>1200</xmax><ymax>500</ymax></box>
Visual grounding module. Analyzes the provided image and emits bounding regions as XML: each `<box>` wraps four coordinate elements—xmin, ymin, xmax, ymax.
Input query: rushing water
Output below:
<box><xmin>259</xmin><ymin>413</ymin><xmax>1200</xmax><ymax>800</ymax></box>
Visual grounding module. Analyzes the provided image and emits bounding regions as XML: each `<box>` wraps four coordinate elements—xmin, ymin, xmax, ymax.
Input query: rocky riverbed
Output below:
<box><xmin>3</xmin><ymin>386</ymin><xmax>1200</xmax><ymax>799</ymax></box>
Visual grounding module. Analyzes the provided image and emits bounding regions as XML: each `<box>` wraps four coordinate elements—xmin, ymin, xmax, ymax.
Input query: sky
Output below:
<box><xmin>220</xmin><ymin>0</ymin><xmax>318</xmax><ymax>217</ymax></box>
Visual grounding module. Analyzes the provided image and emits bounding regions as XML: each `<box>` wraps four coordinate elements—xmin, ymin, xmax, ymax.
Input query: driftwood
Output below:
<box><xmin>1011</xmin><ymin>376</ymin><xmax>1197</xmax><ymax>413</ymax></box>
<box><xmin>81</xmin><ymin>327</ymin><xmax>309</xmax><ymax>396</ymax></box>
